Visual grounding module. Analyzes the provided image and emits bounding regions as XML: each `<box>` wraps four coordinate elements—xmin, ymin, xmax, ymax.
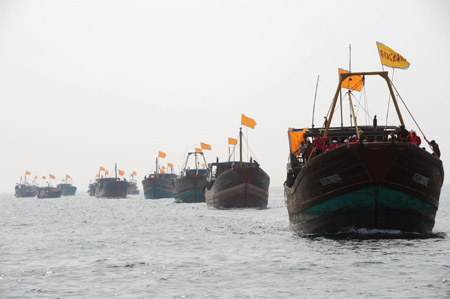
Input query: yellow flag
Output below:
<box><xmin>158</xmin><ymin>151</ymin><xmax>166</xmax><ymax>158</ymax></box>
<box><xmin>200</xmin><ymin>142</ymin><xmax>211</xmax><ymax>150</ymax></box>
<box><xmin>241</xmin><ymin>114</ymin><xmax>256</xmax><ymax>129</ymax></box>
<box><xmin>338</xmin><ymin>68</ymin><xmax>364</xmax><ymax>91</ymax></box>
<box><xmin>376</xmin><ymin>42</ymin><xmax>410</xmax><ymax>69</ymax></box>
<box><xmin>228</xmin><ymin>137</ymin><xmax>237</xmax><ymax>145</ymax></box>
<box><xmin>195</xmin><ymin>148</ymin><xmax>202</xmax><ymax>153</ymax></box>
<box><xmin>119</xmin><ymin>170</ymin><xmax>125</xmax><ymax>176</ymax></box>
<box><xmin>168</xmin><ymin>163</ymin><xmax>174</xmax><ymax>168</ymax></box>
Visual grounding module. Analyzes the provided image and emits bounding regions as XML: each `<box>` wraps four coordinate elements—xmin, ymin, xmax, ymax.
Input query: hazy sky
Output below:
<box><xmin>1</xmin><ymin>0</ymin><xmax>449</xmax><ymax>192</ymax></box>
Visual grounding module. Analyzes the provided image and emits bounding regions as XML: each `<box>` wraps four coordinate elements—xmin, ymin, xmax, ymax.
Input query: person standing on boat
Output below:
<box><xmin>297</xmin><ymin>141</ymin><xmax>307</xmax><ymax>161</ymax></box>
<box><xmin>410</xmin><ymin>131</ymin><xmax>421</xmax><ymax>146</ymax></box>
<box><xmin>313</xmin><ymin>135</ymin><xmax>327</xmax><ymax>155</ymax></box>
<box><xmin>396</xmin><ymin>125</ymin><xmax>410</xmax><ymax>141</ymax></box>
<box><xmin>430</xmin><ymin>140</ymin><xmax>441</xmax><ymax>158</ymax></box>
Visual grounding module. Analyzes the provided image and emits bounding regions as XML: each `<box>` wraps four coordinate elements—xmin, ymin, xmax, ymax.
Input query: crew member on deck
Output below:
<box><xmin>397</xmin><ymin>125</ymin><xmax>410</xmax><ymax>141</ymax></box>
<box><xmin>313</xmin><ymin>134</ymin><xmax>327</xmax><ymax>155</ymax></box>
<box><xmin>410</xmin><ymin>131</ymin><xmax>421</xmax><ymax>146</ymax></box>
<box><xmin>430</xmin><ymin>140</ymin><xmax>441</xmax><ymax>158</ymax></box>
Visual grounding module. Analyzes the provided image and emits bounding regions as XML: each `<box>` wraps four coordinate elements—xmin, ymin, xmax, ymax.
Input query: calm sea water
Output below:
<box><xmin>1</xmin><ymin>186</ymin><xmax>449</xmax><ymax>298</ymax></box>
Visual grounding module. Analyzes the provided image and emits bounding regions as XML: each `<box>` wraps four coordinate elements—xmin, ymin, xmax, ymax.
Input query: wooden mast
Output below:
<box><xmin>239</xmin><ymin>127</ymin><xmax>243</xmax><ymax>165</ymax></box>
<box><xmin>324</xmin><ymin>71</ymin><xmax>405</xmax><ymax>137</ymax></box>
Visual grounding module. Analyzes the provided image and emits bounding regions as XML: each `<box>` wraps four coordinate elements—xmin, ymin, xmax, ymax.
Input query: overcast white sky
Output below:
<box><xmin>1</xmin><ymin>0</ymin><xmax>449</xmax><ymax>192</ymax></box>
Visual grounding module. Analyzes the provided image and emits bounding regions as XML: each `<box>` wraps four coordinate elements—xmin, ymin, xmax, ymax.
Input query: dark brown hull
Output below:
<box><xmin>205</xmin><ymin>167</ymin><xmax>270</xmax><ymax>208</ymax></box>
<box><xmin>285</xmin><ymin>142</ymin><xmax>444</xmax><ymax>235</ymax></box>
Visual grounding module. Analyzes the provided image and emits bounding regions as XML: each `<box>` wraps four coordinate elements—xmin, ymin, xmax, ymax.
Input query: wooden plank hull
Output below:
<box><xmin>142</xmin><ymin>177</ymin><xmax>174</xmax><ymax>199</ymax></box>
<box><xmin>174</xmin><ymin>175</ymin><xmax>206</xmax><ymax>203</ymax></box>
<box><xmin>285</xmin><ymin>142</ymin><xmax>444</xmax><ymax>234</ymax></box>
<box><xmin>205</xmin><ymin>167</ymin><xmax>270</xmax><ymax>208</ymax></box>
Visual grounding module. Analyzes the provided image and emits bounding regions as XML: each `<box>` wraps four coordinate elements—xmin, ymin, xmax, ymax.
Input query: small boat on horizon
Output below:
<box><xmin>94</xmin><ymin>164</ymin><xmax>129</xmax><ymax>198</ymax></box>
<box><xmin>14</xmin><ymin>172</ymin><xmax>38</xmax><ymax>198</ymax></box>
<box><xmin>205</xmin><ymin>120</ymin><xmax>270</xmax><ymax>209</ymax></box>
<box><xmin>37</xmin><ymin>186</ymin><xmax>62</xmax><ymax>198</ymax></box>
<box><xmin>142</xmin><ymin>152</ymin><xmax>176</xmax><ymax>199</ymax></box>
<box><xmin>56</xmin><ymin>174</ymin><xmax>77</xmax><ymax>196</ymax></box>
<box><xmin>284</xmin><ymin>70</ymin><xmax>444</xmax><ymax>235</ymax></box>
<box><xmin>174</xmin><ymin>150</ymin><xmax>208</xmax><ymax>203</ymax></box>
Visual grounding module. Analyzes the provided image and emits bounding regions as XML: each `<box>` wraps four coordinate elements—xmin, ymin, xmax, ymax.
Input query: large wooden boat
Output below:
<box><xmin>95</xmin><ymin>164</ymin><xmax>129</xmax><ymax>198</ymax></box>
<box><xmin>37</xmin><ymin>186</ymin><xmax>62</xmax><ymax>198</ymax></box>
<box><xmin>285</xmin><ymin>71</ymin><xmax>444</xmax><ymax>235</ymax></box>
<box><xmin>174</xmin><ymin>152</ymin><xmax>208</xmax><ymax>203</ymax></box>
<box><xmin>205</xmin><ymin>127</ymin><xmax>270</xmax><ymax>208</ymax></box>
<box><xmin>142</xmin><ymin>156</ymin><xmax>176</xmax><ymax>199</ymax></box>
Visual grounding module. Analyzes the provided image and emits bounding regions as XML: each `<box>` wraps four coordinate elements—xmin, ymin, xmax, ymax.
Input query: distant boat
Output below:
<box><xmin>142</xmin><ymin>155</ymin><xmax>176</xmax><ymax>199</ymax></box>
<box><xmin>95</xmin><ymin>163</ymin><xmax>129</xmax><ymax>198</ymax></box>
<box><xmin>56</xmin><ymin>175</ymin><xmax>77</xmax><ymax>196</ymax></box>
<box><xmin>88</xmin><ymin>181</ymin><xmax>96</xmax><ymax>196</ymax></box>
<box><xmin>205</xmin><ymin>126</ymin><xmax>270</xmax><ymax>209</ymax></box>
<box><xmin>174</xmin><ymin>151</ymin><xmax>208</xmax><ymax>203</ymax></box>
<box><xmin>37</xmin><ymin>186</ymin><xmax>62</xmax><ymax>198</ymax></box>
<box><xmin>128</xmin><ymin>179</ymin><xmax>140</xmax><ymax>195</ymax></box>
<box><xmin>14</xmin><ymin>172</ymin><xmax>38</xmax><ymax>197</ymax></box>
<box><xmin>284</xmin><ymin>70</ymin><xmax>444</xmax><ymax>235</ymax></box>
<box><xmin>14</xmin><ymin>184</ymin><xmax>38</xmax><ymax>198</ymax></box>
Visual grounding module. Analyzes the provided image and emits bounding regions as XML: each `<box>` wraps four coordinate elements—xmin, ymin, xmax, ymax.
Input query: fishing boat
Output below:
<box><xmin>128</xmin><ymin>180</ymin><xmax>140</xmax><ymax>195</ymax></box>
<box><xmin>14</xmin><ymin>173</ymin><xmax>38</xmax><ymax>197</ymax></box>
<box><xmin>95</xmin><ymin>163</ymin><xmax>129</xmax><ymax>198</ymax></box>
<box><xmin>56</xmin><ymin>175</ymin><xmax>77</xmax><ymax>196</ymax></box>
<box><xmin>14</xmin><ymin>184</ymin><xmax>38</xmax><ymax>198</ymax></box>
<box><xmin>205</xmin><ymin>127</ymin><xmax>270</xmax><ymax>209</ymax></box>
<box><xmin>37</xmin><ymin>186</ymin><xmax>62</xmax><ymax>198</ymax></box>
<box><xmin>284</xmin><ymin>70</ymin><xmax>444</xmax><ymax>235</ymax></box>
<box><xmin>173</xmin><ymin>151</ymin><xmax>208</xmax><ymax>203</ymax></box>
<box><xmin>142</xmin><ymin>155</ymin><xmax>176</xmax><ymax>199</ymax></box>
<box><xmin>88</xmin><ymin>181</ymin><xmax>96</xmax><ymax>196</ymax></box>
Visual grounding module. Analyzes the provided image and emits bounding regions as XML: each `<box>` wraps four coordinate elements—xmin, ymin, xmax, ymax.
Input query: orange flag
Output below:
<box><xmin>99</xmin><ymin>166</ymin><xmax>105</xmax><ymax>171</ymax></box>
<box><xmin>338</xmin><ymin>68</ymin><xmax>364</xmax><ymax>91</ymax></box>
<box><xmin>61</xmin><ymin>179</ymin><xmax>65</xmax><ymax>182</ymax></box>
<box><xmin>96</xmin><ymin>174</ymin><xmax>100</xmax><ymax>178</ymax></box>
<box><xmin>105</xmin><ymin>170</ymin><xmax>109</xmax><ymax>175</ymax></box>
<box><xmin>161</xmin><ymin>166</ymin><xmax>166</xmax><ymax>170</ymax></box>
<box><xmin>118</xmin><ymin>170</ymin><xmax>125</xmax><ymax>176</ymax></box>
<box><xmin>42</xmin><ymin>176</ymin><xmax>46</xmax><ymax>180</ymax></box>
<box><xmin>66</xmin><ymin>174</ymin><xmax>71</xmax><ymax>179</ymax></box>
<box><xmin>160</xmin><ymin>169</ymin><xmax>166</xmax><ymax>173</ymax></box>
<box><xmin>132</xmin><ymin>171</ymin><xmax>137</xmax><ymax>176</ymax></box>
<box><xmin>228</xmin><ymin>137</ymin><xmax>237</xmax><ymax>145</ymax></box>
<box><xmin>34</xmin><ymin>176</ymin><xmax>38</xmax><ymax>179</ymax></box>
<box><xmin>168</xmin><ymin>163</ymin><xmax>174</xmax><ymax>168</ymax></box>
<box><xmin>202</xmin><ymin>163</ymin><xmax>206</xmax><ymax>168</ymax></box>
<box><xmin>25</xmin><ymin>171</ymin><xmax>31</xmax><ymax>175</ymax></box>
<box><xmin>200</xmin><ymin>142</ymin><xmax>212</xmax><ymax>150</ymax></box>
<box><xmin>241</xmin><ymin>114</ymin><xmax>256</xmax><ymax>129</ymax></box>
<box><xmin>49</xmin><ymin>174</ymin><xmax>55</xmax><ymax>179</ymax></box>
<box><xmin>158</xmin><ymin>151</ymin><xmax>166</xmax><ymax>158</ymax></box>
<box><xmin>195</xmin><ymin>148</ymin><xmax>202</xmax><ymax>153</ymax></box>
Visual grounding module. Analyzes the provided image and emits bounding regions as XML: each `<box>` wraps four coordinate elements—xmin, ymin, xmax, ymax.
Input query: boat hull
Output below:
<box><xmin>142</xmin><ymin>177</ymin><xmax>174</xmax><ymax>199</ymax></box>
<box><xmin>205</xmin><ymin>167</ymin><xmax>270</xmax><ymax>208</ymax></box>
<box><xmin>285</xmin><ymin>142</ymin><xmax>444</xmax><ymax>235</ymax></box>
<box><xmin>128</xmin><ymin>182</ymin><xmax>140</xmax><ymax>195</ymax></box>
<box><xmin>174</xmin><ymin>175</ymin><xmax>206</xmax><ymax>203</ymax></box>
<box><xmin>57</xmin><ymin>184</ymin><xmax>77</xmax><ymax>196</ymax></box>
<box><xmin>95</xmin><ymin>180</ymin><xmax>129</xmax><ymax>198</ymax></box>
<box><xmin>37</xmin><ymin>187</ymin><xmax>62</xmax><ymax>199</ymax></box>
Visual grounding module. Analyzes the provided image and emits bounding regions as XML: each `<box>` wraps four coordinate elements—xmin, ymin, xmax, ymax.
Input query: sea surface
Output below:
<box><xmin>1</xmin><ymin>186</ymin><xmax>449</xmax><ymax>298</ymax></box>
